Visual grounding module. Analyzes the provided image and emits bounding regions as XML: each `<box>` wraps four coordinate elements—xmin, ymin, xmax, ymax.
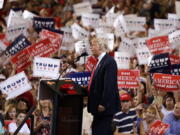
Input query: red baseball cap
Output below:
<box><xmin>120</xmin><ymin>93</ymin><xmax>131</xmax><ymax>101</ymax></box>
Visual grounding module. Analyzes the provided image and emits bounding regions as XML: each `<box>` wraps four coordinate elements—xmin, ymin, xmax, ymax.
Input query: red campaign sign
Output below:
<box><xmin>153</xmin><ymin>73</ymin><xmax>180</xmax><ymax>91</ymax></box>
<box><xmin>146</xmin><ymin>36</ymin><xmax>172</xmax><ymax>55</ymax></box>
<box><xmin>39</xmin><ymin>29</ymin><xmax>63</xmax><ymax>53</ymax></box>
<box><xmin>118</xmin><ymin>69</ymin><xmax>140</xmax><ymax>89</ymax></box>
<box><xmin>147</xmin><ymin>120</ymin><xmax>169</xmax><ymax>135</ymax></box>
<box><xmin>170</xmin><ymin>55</ymin><xmax>180</xmax><ymax>65</ymax></box>
<box><xmin>11</xmin><ymin>49</ymin><xmax>31</xmax><ymax>73</ymax></box>
<box><xmin>85</xmin><ymin>56</ymin><xmax>98</xmax><ymax>72</ymax></box>
<box><xmin>27</xmin><ymin>39</ymin><xmax>54</xmax><ymax>57</ymax></box>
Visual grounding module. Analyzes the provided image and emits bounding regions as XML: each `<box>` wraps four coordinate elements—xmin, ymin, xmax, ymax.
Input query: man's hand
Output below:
<box><xmin>98</xmin><ymin>105</ymin><xmax>105</xmax><ymax>112</ymax></box>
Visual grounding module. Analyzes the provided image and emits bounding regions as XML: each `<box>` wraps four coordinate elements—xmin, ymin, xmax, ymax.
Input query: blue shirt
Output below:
<box><xmin>163</xmin><ymin>113</ymin><xmax>180</xmax><ymax>135</ymax></box>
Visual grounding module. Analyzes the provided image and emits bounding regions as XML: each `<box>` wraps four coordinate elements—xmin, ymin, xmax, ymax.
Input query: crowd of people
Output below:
<box><xmin>0</xmin><ymin>0</ymin><xmax>180</xmax><ymax>135</ymax></box>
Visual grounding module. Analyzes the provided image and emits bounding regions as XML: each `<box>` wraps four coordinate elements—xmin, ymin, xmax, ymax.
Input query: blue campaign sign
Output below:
<box><xmin>149</xmin><ymin>53</ymin><xmax>171</xmax><ymax>73</ymax></box>
<box><xmin>33</xmin><ymin>17</ymin><xmax>55</xmax><ymax>32</ymax></box>
<box><xmin>5</xmin><ymin>34</ymin><xmax>31</xmax><ymax>56</ymax></box>
<box><xmin>65</xmin><ymin>71</ymin><xmax>91</xmax><ymax>86</ymax></box>
<box><xmin>171</xmin><ymin>64</ymin><xmax>180</xmax><ymax>75</ymax></box>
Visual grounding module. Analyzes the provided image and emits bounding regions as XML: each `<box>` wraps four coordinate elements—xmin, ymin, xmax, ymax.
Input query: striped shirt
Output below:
<box><xmin>113</xmin><ymin>109</ymin><xmax>137</xmax><ymax>134</ymax></box>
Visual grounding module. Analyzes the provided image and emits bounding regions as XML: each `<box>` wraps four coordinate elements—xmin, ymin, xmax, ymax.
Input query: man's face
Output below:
<box><xmin>90</xmin><ymin>38</ymin><xmax>101</xmax><ymax>57</ymax></box>
<box><xmin>174</xmin><ymin>102</ymin><xmax>180</xmax><ymax>117</ymax></box>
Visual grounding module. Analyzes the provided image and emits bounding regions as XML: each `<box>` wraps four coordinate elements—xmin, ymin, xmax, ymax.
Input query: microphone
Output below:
<box><xmin>75</xmin><ymin>52</ymin><xmax>88</xmax><ymax>62</ymax></box>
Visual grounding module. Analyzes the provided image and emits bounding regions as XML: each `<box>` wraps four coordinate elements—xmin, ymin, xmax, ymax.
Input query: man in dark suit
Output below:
<box><xmin>87</xmin><ymin>36</ymin><xmax>120</xmax><ymax>135</ymax></box>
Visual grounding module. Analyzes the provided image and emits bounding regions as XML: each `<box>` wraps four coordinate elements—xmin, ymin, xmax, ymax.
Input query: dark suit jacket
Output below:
<box><xmin>88</xmin><ymin>53</ymin><xmax>120</xmax><ymax>117</ymax></box>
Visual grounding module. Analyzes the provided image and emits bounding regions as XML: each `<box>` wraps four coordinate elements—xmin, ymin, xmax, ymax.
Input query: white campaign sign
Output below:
<box><xmin>0</xmin><ymin>0</ymin><xmax>4</xmax><ymax>9</ymax></box>
<box><xmin>168</xmin><ymin>13</ymin><xmax>180</xmax><ymax>28</ymax></box>
<box><xmin>71</xmin><ymin>23</ymin><xmax>90</xmax><ymax>40</ymax></box>
<box><xmin>81</xmin><ymin>13</ymin><xmax>100</xmax><ymax>28</ymax></box>
<box><xmin>136</xmin><ymin>46</ymin><xmax>151</xmax><ymax>65</ymax></box>
<box><xmin>114</xmin><ymin>51</ymin><xmax>131</xmax><ymax>69</ymax></box>
<box><xmin>154</xmin><ymin>19</ymin><xmax>175</xmax><ymax>31</ymax></box>
<box><xmin>0</xmin><ymin>71</ymin><xmax>32</xmax><ymax>100</ymax></box>
<box><xmin>168</xmin><ymin>30</ymin><xmax>180</xmax><ymax>49</ymax></box>
<box><xmin>176</xmin><ymin>1</ymin><xmax>180</xmax><ymax>15</ymax></box>
<box><xmin>33</xmin><ymin>57</ymin><xmax>60</xmax><ymax>79</ymax></box>
<box><xmin>73</xmin><ymin>1</ymin><xmax>92</xmax><ymax>16</ymax></box>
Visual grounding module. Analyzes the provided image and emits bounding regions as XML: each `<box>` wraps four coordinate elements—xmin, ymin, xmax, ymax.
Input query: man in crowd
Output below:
<box><xmin>87</xmin><ymin>36</ymin><xmax>120</xmax><ymax>135</ymax></box>
<box><xmin>163</xmin><ymin>102</ymin><xmax>180</xmax><ymax>135</ymax></box>
<box><xmin>113</xmin><ymin>93</ymin><xmax>137</xmax><ymax>135</ymax></box>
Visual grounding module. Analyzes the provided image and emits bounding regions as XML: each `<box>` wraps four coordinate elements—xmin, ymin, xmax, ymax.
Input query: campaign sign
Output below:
<box><xmin>0</xmin><ymin>71</ymin><xmax>32</xmax><ymax>100</ymax></box>
<box><xmin>117</xmin><ymin>69</ymin><xmax>140</xmax><ymax>89</ymax></box>
<box><xmin>33</xmin><ymin>57</ymin><xmax>60</xmax><ymax>79</ymax></box>
<box><xmin>114</xmin><ymin>51</ymin><xmax>131</xmax><ymax>69</ymax></box>
<box><xmin>168</xmin><ymin>30</ymin><xmax>180</xmax><ymax>48</ymax></box>
<box><xmin>39</xmin><ymin>29</ymin><xmax>63</xmax><ymax>52</ymax></box>
<box><xmin>153</xmin><ymin>73</ymin><xmax>180</xmax><ymax>91</ymax></box>
<box><xmin>33</xmin><ymin>17</ymin><xmax>55</xmax><ymax>32</ymax></box>
<box><xmin>11</xmin><ymin>49</ymin><xmax>31</xmax><ymax>73</ymax></box>
<box><xmin>85</xmin><ymin>56</ymin><xmax>98</xmax><ymax>72</ymax></box>
<box><xmin>5</xmin><ymin>34</ymin><xmax>31</xmax><ymax>57</ymax></box>
<box><xmin>73</xmin><ymin>1</ymin><xmax>92</xmax><ymax>16</ymax></box>
<box><xmin>71</xmin><ymin>23</ymin><xmax>90</xmax><ymax>40</ymax></box>
<box><xmin>27</xmin><ymin>39</ymin><xmax>54</xmax><ymax>57</ymax></box>
<box><xmin>81</xmin><ymin>13</ymin><xmax>99</xmax><ymax>28</ymax></box>
<box><xmin>146</xmin><ymin>36</ymin><xmax>172</xmax><ymax>55</ymax></box>
<box><xmin>147</xmin><ymin>120</ymin><xmax>169</xmax><ymax>135</ymax></box>
<box><xmin>0</xmin><ymin>0</ymin><xmax>4</xmax><ymax>9</ymax></box>
<box><xmin>171</xmin><ymin>64</ymin><xmax>180</xmax><ymax>75</ymax></box>
<box><xmin>154</xmin><ymin>19</ymin><xmax>174</xmax><ymax>31</ymax></box>
<box><xmin>170</xmin><ymin>55</ymin><xmax>180</xmax><ymax>65</ymax></box>
<box><xmin>65</xmin><ymin>71</ymin><xmax>91</xmax><ymax>86</ymax></box>
<box><xmin>136</xmin><ymin>46</ymin><xmax>151</xmax><ymax>65</ymax></box>
<box><xmin>149</xmin><ymin>53</ymin><xmax>171</xmax><ymax>72</ymax></box>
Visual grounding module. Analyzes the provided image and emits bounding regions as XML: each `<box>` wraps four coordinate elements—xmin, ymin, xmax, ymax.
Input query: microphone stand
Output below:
<box><xmin>13</xmin><ymin>106</ymin><xmax>36</xmax><ymax>135</ymax></box>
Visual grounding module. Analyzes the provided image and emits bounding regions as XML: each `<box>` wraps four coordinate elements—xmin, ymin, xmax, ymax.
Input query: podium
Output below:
<box><xmin>39</xmin><ymin>79</ymin><xmax>87</xmax><ymax>135</ymax></box>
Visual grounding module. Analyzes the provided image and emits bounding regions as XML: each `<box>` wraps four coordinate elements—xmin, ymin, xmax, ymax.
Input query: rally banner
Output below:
<box><xmin>146</xmin><ymin>35</ymin><xmax>172</xmax><ymax>55</ymax></box>
<box><xmin>170</xmin><ymin>55</ymin><xmax>180</xmax><ymax>65</ymax></box>
<box><xmin>176</xmin><ymin>1</ymin><xmax>180</xmax><ymax>15</ymax></box>
<box><xmin>4</xmin><ymin>34</ymin><xmax>31</xmax><ymax>57</ymax></box>
<box><xmin>71</xmin><ymin>23</ymin><xmax>90</xmax><ymax>40</ymax></box>
<box><xmin>96</xmin><ymin>20</ymin><xmax>114</xmax><ymax>33</ymax></box>
<box><xmin>75</xmin><ymin>39</ymin><xmax>90</xmax><ymax>55</ymax></box>
<box><xmin>27</xmin><ymin>39</ymin><xmax>54</xmax><ymax>57</ymax></box>
<box><xmin>6</xmin><ymin>23</ymin><xmax>28</xmax><ymax>41</ymax></box>
<box><xmin>117</xmin><ymin>69</ymin><xmax>140</xmax><ymax>89</ymax></box>
<box><xmin>65</xmin><ymin>71</ymin><xmax>91</xmax><ymax>86</ymax></box>
<box><xmin>171</xmin><ymin>64</ymin><xmax>180</xmax><ymax>75</ymax></box>
<box><xmin>125</xmin><ymin>16</ymin><xmax>146</xmax><ymax>32</ymax></box>
<box><xmin>168</xmin><ymin>13</ymin><xmax>180</xmax><ymax>28</ymax></box>
<box><xmin>147</xmin><ymin>120</ymin><xmax>169</xmax><ymax>135</ymax></box>
<box><xmin>96</xmin><ymin>33</ymin><xmax>114</xmax><ymax>51</ymax></box>
<box><xmin>81</xmin><ymin>13</ymin><xmax>99</xmax><ymax>28</ymax></box>
<box><xmin>0</xmin><ymin>71</ymin><xmax>32</xmax><ymax>100</ymax></box>
<box><xmin>0</xmin><ymin>0</ymin><xmax>4</xmax><ymax>9</ymax></box>
<box><xmin>168</xmin><ymin>30</ymin><xmax>180</xmax><ymax>49</ymax></box>
<box><xmin>33</xmin><ymin>17</ymin><xmax>55</xmax><ymax>32</ymax></box>
<box><xmin>149</xmin><ymin>53</ymin><xmax>171</xmax><ymax>72</ymax></box>
<box><xmin>33</xmin><ymin>57</ymin><xmax>60</xmax><ymax>79</ymax></box>
<box><xmin>11</xmin><ymin>49</ymin><xmax>31</xmax><ymax>73</ymax></box>
<box><xmin>118</xmin><ymin>37</ymin><xmax>135</xmax><ymax>57</ymax></box>
<box><xmin>136</xmin><ymin>46</ymin><xmax>152</xmax><ymax>65</ymax></box>
<box><xmin>153</xmin><ymin>73</ymin><xmax>180</xmax><ymax>91</ymax></box>
<box><xmin>114</xmin><ymin>52</ymin><xmax>131</xmax><ymax>69</ymax></box>
<box><xmin>154</xmin><ymin>19</ymin><xmax>174</xmax><ymax>31</ymax></box>
<box><xmin>39</xmin><ymin>29</ymin><xmax>63</xmax><ymax>53</ymax></box>
<box><xmin>73</xmin><ymin>1</ymin><xmax>92</xmax><ymax>16</ymax></box>
<box><xmin>113</xmin><ymin>14</ymin><xmax>127</xmax><ymax>36</ymax></box>
<box><xmin>85</xmin><ymin>56</ymin><xmax>98</xmax><ymax>72</ymax></box>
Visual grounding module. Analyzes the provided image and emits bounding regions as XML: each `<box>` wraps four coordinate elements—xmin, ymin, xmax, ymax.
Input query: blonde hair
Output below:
<box><xmin>90</xmin><ymin>36</ymin><xmax>109</xmax><ymax>52</ymax></box>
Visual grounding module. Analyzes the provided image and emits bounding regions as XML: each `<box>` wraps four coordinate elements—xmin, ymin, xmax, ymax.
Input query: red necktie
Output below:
<box><xmin>88</xmin><ymin>65</ymin><xmax>97</xmax><ymax>93</ymax></box>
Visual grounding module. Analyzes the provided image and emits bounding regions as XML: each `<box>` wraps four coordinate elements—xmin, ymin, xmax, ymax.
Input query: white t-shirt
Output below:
<box><xmin>161</xmin><ymin>106</ymin><xmax>173</xmax><ymax>117</ymax></box>
<box><xmin>8</xmin><ymin>122</ymin><xmax>30</xmax><ymax>134</ymax></box>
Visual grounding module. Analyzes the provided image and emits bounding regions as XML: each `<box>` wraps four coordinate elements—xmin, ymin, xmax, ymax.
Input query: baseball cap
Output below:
<box><xmin>120</xmin><ymin>93</ymin><xmax>131</xmax><ymax>101</ymax></box>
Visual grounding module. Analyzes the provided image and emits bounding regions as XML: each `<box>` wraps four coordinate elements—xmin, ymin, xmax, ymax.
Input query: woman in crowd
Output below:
<box><xmin>4</xmin><ymin>104</ymin><xmax>17</xmax><ymax>121</ymax></box>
